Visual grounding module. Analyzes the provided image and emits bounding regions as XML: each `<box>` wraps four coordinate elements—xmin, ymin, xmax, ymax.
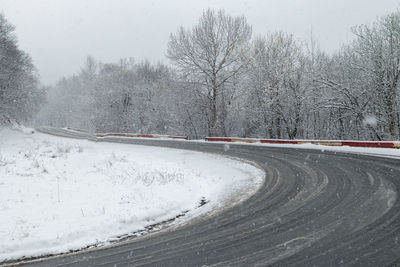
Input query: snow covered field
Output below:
<box><xmin>0</xmin><ymin>127</ymin><xmax>264</xmax><ymax>262</ymax></box>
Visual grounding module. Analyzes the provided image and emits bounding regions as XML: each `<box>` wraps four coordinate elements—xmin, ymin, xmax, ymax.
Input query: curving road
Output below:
<box><xmin>11</xmin><ymin>128</ymin><xmax>400</xmax><ymax>266</ymax></box>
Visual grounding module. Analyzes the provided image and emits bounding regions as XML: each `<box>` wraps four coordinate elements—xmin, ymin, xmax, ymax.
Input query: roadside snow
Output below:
<box><xmin>0</xmin><ymin>128</ymin><xmax>264</xmax><ymax>262</ymax></box>
<box><xmin>253</xmin><ymin>142</ymin><xmax>400</xmax><ymax>159</ymax></box>
<box><xmin>201</xmin><ymin>140</ymin><xmax>400</xmax><ymax>159</ymax></box>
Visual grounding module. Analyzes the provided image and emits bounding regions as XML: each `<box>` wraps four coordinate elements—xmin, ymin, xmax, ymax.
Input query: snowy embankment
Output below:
<box><xmin>0</xmin><ymin>127</ymin><xmax>264</xmax><ymax>262</ymax></box>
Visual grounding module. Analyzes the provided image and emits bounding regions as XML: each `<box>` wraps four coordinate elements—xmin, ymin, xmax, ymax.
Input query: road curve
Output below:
<box><xmin>12</xmin><ymin>128</ymin><xmax>400</xmax><ymax>266</ymax></box>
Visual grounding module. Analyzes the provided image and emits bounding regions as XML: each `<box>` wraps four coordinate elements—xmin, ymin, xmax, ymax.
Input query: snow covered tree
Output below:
<box><xmin>37</xmin><ymin>57</ymin><xmax>182</xmax><ymax>135</ymax></box>
<box><xmin>351</xmin><ymin>11</ymin><xmax>400</xmax><ymax>139</ymax></box>
<box><xmin>167</xmin><ymin>9</ymin><xmax>252</xmax><ymax>136</ymax></box>
<box><xmin>247</xmin><ymin>33</ymin><xmax>307</xmax><ymax>139</ymax></box>
<box><xmin>0</xmin><ymin>14</ymin><xmax>42</xmax><ymax>125</ymax></box>
<box><xmin>311</xmin><ymin>10</ymin><xmax>400</xmax><ymax>140</ymax></box>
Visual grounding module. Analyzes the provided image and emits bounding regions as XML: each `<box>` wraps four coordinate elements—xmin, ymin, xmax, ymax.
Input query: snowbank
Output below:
<box><xmin>0</xmin><ymin>128</ymin><xmax>264</xmax><ymax>262</ymax></box>
<box><xmin>202</xmin><ymin>139</ymin><xmax>400</xmax><ymax>159</ymax></box>
<box><xmin>242</xmin><ymin>142</ymin><xmax>400</xmax><ymax>159</ymax></box>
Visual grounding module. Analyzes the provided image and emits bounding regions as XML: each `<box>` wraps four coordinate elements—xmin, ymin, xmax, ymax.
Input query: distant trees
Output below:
<box><xmin>167</xmin><ymin>9</ymin><xmax>252</xmax><ymax>136</ymax></box>
<box><xmin>93</xmin><ymin>59</ymin><xmax>178</xmax><ymax>134</ymax></box>
<box><xmin>36</xmin><ymin>8</ymin><xmax>400</xmax><ymax>141</ymax></box>
<box><xmin>37</xmin><ymin>57</ymin><xmax>181</xmax><ymax>135</ymax></box>
<box><xmin>0</xmin><ymin>14</ymin><xmax>43</xmax><ymax>125</ymax></box>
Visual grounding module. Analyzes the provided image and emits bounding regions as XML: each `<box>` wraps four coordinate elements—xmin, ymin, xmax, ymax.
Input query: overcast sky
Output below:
<box><xmin>1</xmin><ymin>0</ymin><xmax>399</xmax><ymax>85</ymax></box>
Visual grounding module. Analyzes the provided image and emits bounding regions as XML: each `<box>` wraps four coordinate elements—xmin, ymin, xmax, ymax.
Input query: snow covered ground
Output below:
<box><xmin>0</xmin><ymin>127</ymin><xmax>264</xmax><ymax>262</ymax></box>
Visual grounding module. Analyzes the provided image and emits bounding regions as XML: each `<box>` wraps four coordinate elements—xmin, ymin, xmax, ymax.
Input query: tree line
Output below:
<box><xmin>0</xmin><ymin>14</ymin><xmax>44</xmax><ymax>125</ymax></box>
<box><xmin>3</xmin><ymin>9</ymin><xmax>400</xmax><ymax>140</ymax></box>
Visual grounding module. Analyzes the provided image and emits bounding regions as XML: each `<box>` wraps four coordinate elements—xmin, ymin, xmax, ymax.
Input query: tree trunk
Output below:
<box><xmin>209</xmin><ymin>85</ymin><xmax>219</xmax><ymax>136</ymax></box>
<box><xmin>276</xmin><ymin>118</ymin><xmax>281</xmax><ymax>139</ymax></box>
<box><xmin>386</xmin><ymin>92</ymin><xmax>396</xmax><ymax>139</ymax></box>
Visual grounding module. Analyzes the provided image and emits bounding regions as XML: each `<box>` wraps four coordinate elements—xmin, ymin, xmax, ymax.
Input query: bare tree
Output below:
<box><xmin>167</xmin><ymin>9</ymin><xmax>252</xmax><ymax>136</ymax></box>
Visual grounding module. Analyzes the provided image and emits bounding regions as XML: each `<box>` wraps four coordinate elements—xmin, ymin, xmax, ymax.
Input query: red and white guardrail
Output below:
<box><xmin>63</xmin><ymin>128</ymin><xmax>400</xmax><ymax>149</ymax></box>
<box><xmin>95</xmin><ymin>132</ymin><xmax>189</xmax><ymax>140</ymax></box>
<box><xmin>205</xmin><ymin>137</ymin><xmax>400</xmax><ymax>149</ymax></box>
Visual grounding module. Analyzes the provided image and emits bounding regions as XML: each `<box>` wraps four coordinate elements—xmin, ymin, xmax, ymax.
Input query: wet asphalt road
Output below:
<box><xmin>8</xmin><ymin>128</ymin><xmax>400</xmax><ymax>266</ymax></box>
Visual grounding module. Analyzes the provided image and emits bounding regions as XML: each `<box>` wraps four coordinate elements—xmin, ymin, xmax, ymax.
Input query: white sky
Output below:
<box><xmin>1</xmin><ymin>0</ymin><xmax>399</xmax><ymax>85</ymax></box>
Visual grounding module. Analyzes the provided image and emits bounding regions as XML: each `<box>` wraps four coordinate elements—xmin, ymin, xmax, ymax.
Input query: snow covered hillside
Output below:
<box><xmin>0</xmin><ymin>127</ymin><xmax>264</xmax><ymax>262</ymax></box>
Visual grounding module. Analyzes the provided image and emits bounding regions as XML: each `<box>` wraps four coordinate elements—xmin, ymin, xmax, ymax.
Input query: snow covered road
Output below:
<box><xmin>0</xmin><ymin>128</ymin><xmax>264</xmax><ymax>262</ymax></box>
